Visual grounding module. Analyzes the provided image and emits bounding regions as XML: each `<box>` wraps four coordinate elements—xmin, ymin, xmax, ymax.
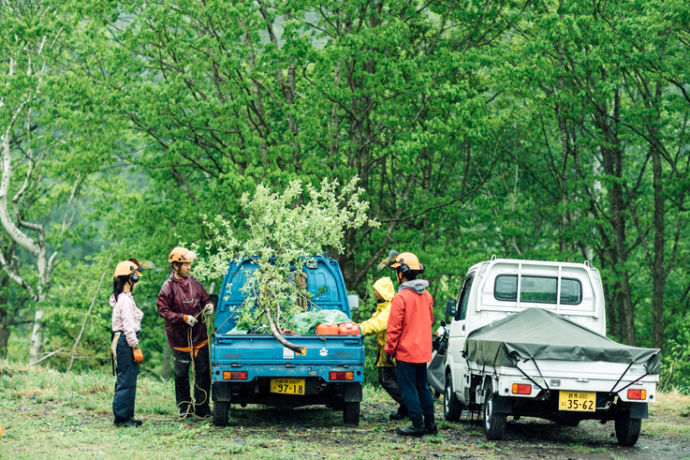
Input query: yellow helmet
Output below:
<box><xmin>113</xmin><ymin>261</ymin><xmax>141</xmax><ymax>280</ymax></box>
<box><xmin>168</xmin><ymin>246</ymin><xmax>197</xmax><ymax>264</ymax></box>
<box><xmin>390</xmin><ymin>252</ymin><xmax>424</xmax><ymax>272</ymax></box>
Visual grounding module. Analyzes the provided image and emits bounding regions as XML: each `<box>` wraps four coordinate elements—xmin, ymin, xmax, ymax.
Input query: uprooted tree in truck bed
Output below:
<box><xmin>192</xmin><ymin>177</ymin><xmax>378</xmax><ymax>353</ymax></box>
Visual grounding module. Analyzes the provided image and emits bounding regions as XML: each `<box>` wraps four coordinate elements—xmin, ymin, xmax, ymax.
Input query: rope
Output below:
<box><xmin>144</xmin><ymin>309</ymin><xmax>213</xmax><ymax>422</ymax></box>
<box><xmin>175</xmin><ymin>309</ymin><xmax>211</xmax><ymax>420</ymax></box>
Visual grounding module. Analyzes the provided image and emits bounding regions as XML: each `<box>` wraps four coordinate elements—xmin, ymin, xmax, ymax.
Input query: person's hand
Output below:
<box><xmin>132</xmin><ymin>346</ymin><xmax>144</xmax><ymax>363</ymax></box>
<box><xmin>183</xmin><ymin>314</ymin><xmax>198</xmax><ymax>326</ymax></box>
<box><xmin>203</xmin><ymin>303</ymin><xmax>214</xmax><ymax>315</ymax></box>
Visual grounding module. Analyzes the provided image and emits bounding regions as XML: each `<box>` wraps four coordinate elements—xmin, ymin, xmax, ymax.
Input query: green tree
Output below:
<box><xmin>0</xmin><ymin>0</ymin><xmax>116</xmax><ymax>362</ymax></box>
<box><xmin>193</xmin><ymin>177</ymin><xmax>377</xmax><ymax>351</ymax></box>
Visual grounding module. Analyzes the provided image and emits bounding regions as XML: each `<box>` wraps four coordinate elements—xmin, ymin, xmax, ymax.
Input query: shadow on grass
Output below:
<box><xmin>225</xmin><ymin>405</ymin><xmax>344</xmax><ymax>429</ymax></box>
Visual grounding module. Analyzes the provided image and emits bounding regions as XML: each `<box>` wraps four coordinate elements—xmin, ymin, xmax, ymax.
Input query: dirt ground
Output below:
<box><xmin>226</xmin><ymin>397</ymin><xmax>690</xmax><ymax>460</ymax></box>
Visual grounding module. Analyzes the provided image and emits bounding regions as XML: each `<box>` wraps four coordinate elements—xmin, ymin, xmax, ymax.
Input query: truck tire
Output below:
<box><xmin>343</xmin><ymin>401</ymin><xmax>360</xmax><ymax>425</ymax></box>
<box><xmin>213</xmin><ymin>401</ymin><xmax>229</xmax><ymax>426</ymax></box>
<box><xmin>482</xmin><ymin>383</ymin><xmax>506</xmax><ymax>440</ymax></box>
<box><xmin>614</xmin><ymin>413</ymin><xmax>641</xmax><ymax>446</ymax></box>
<box><xmin>444</xmin><ymin>372</ymin><xmax>463</xmax><ymax>421</ymax></box>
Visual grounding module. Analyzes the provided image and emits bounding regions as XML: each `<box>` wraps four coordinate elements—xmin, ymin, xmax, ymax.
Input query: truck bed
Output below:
<box><xmin>212</xmin><ymin>333</ymin><xmax>365</xmax><ymax>382</ymax></box>
<box><xmin>464</xmin><ymin>308</ymin><xmax>660</xmax><ymax>374</ymax></box>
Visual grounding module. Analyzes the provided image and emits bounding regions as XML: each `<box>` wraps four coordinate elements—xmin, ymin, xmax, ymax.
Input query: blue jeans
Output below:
<box><xmin>395</xmin><ymin>360</ymin><xmax>434</xmax><ymax>421</ymax></box>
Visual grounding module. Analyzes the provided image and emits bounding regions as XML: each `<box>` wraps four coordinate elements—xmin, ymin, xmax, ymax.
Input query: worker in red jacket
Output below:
<box><xmin>383</xmin><ymin>251</ymin><xmax>436</xmax><ymax>436</ymax></box>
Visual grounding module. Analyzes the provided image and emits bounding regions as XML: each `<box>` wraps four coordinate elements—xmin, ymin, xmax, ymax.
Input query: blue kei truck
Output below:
<box><xmin>211</xmin><ymin>256</ymin><xmax>365</xmax><ymax>426</ymax></box>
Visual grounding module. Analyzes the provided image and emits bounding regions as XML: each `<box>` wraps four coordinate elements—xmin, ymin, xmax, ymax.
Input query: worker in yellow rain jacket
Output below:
<box><xmin>359</xmin><ymin>276</ymin><xmax>407</xmax><ymax>420</ymax></box>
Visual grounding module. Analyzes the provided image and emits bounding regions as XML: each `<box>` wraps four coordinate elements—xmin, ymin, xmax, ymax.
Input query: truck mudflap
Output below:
<box><xmin>628</xmin><ymin>402</ymin><xmax>648</xmax><ymax>419</ymax></box>
<box><xmin>493</xmin><ymin>394</ymin><xmax>513</xmax><ymax>414</ymax></box>
<box><xmin>343</xmin><ymin>382</ymin><xmax>362</xmax><ymax>402</ymax></box>
<box><xmin>213</xmin><ymin>381</ymin><xmax>232</xmax><ymax>402</ymax></box>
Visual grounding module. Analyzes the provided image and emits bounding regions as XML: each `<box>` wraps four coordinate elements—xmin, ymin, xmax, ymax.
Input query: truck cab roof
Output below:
<box><xmin>459</xmin><ymin>258</ymin><xmax>605</xmax><ymax>335</ymax></box>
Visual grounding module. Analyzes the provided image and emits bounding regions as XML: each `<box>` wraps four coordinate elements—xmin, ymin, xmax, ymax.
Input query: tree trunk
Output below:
<box><xmin>650</xmin><ymin>146</ymin><xmax>665</xmax><ymax>349</ymax></box>
<box><xmin>0</xmin><ymin>303</ymin><xmax>9</xmax><ymax>359</ymax></box>
<box><xmin>29</xmin><ymin>309</ymin><xmax>44</xmax><ymax>365</ymax></box>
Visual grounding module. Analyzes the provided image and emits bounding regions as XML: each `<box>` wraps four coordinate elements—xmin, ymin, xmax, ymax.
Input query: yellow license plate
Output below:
<box><xmin>559</xmin><ymin>391</ymin><xmax>596</xmax><ymax>412</ymax></box>
<box><xmin>270</xmin><ymin>378</ymin><xmax>305</xmax><ymax>395</ymax></box>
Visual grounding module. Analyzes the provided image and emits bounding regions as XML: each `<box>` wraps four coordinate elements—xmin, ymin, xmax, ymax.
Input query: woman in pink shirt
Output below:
<box><xmin>111</xmin><ymin>260</ymin><xmax>144</xmax><ymax>427</ymax></box>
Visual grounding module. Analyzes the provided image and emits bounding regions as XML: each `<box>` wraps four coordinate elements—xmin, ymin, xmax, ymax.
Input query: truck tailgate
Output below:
<box><xmin>212</xmin><ymin>334</ymin><xmax>365</xmax><ymax>382</ymax></box>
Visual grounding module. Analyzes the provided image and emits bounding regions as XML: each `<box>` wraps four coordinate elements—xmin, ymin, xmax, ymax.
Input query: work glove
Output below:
<box><xmin>183</xmin><ymin>314</ymin><xmax>198</xmax><ymax>327</ymax></box>
<box><xmin>202</xmin><ymin>303</ymin><xmax>214</xmax><ymax>315</ymax></box>
<box><xmin>132</xmin><ymin>346</ymin><xmax>144</xmax><ymax>363</ymax></box>
<box><xmin>386</xmin><ymin>353</ymin><xmax>395</xmax><ymax>365</ymax></box>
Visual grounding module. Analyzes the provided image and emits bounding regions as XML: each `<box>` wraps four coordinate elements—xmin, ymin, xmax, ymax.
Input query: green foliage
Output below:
<box><xmin>659</xmin><ymin>312</ymin><xmax>690</xmax><ymax>393</ymax></box>
<box><xmin>193</xmin><ymin>177</ymin><xmax>378</xmax><ymax>330</ymax></box>
<box><xmin>0</xmin><ymin>0</ymin><xmax>687</xmax><ymax>391</ymax></box>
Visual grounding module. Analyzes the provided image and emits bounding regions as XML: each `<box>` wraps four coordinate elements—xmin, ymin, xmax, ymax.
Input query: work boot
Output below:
<box><xmin>114</xmin><ymin>417</ymin><xmax>140</xmax><ymax>428</ymax></box>
<box><xmin>396</xmin><ymin>416</ymin><xmax>425</xmax><ymax>437</ymax></box>
<box><xmin>389</xmin><ymin>405</ymin><xmax>407</xmax><ymax>420</ymax></box>
<box><xmin>129</xmin><ymin>417</ymin><xmax>143</xmax><ymax>427</ymax></box>
<box><xmin>424</xmin><ymin>414</ymin><xmax>438</xmax><ymax>435</ymax></box>
<box><xmin>195</xmin><ymin>405</ymin><xmax>213</xmax><ymax>418</ymax></box>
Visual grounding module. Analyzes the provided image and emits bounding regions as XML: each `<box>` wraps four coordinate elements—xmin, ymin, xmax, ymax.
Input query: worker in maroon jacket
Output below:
<box><xmin>157</xmin><ymin>246</ymin><xmax>215</xmax><ymax>419</ymax></box>
<box><xmin>384</xmin><ymin>251</ymin><xmax>436</xmax><ymax>437</ymax></box>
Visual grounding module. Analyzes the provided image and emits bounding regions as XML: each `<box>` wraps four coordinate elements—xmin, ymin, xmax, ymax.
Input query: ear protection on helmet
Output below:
<box><xmin>130</xmin><ymin>265</ymin><xmax>140</xmax><ymax>283</ymax></box>
<box><xmin>396</xmin><ymin>258</ymin><xmax>424</xmax><ymax>278</ymax></box>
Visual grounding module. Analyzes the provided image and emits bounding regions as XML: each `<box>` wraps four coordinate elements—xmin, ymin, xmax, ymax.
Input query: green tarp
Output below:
<box><xmin>464</xmin><ymin>308</ymin><xmax>660</xmax><ymax>374</ymax></box>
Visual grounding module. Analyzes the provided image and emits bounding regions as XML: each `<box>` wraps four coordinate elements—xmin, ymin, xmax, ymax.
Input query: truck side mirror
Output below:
<box><xmin>445</xmin><ymin>299</ymin><xmax>456</xmax><ymax>318</ymax></box>
<box><xmin>348</xmin><ymin>294</ymin><xmax>360</xmax><ymax>311</ymax></box>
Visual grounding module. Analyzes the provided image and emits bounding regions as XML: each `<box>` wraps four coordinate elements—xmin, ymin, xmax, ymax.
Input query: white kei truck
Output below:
<box><xmin>430</xmin><ymin>258</ymin><xmax>660</xmax><ymax>446</ymax></box>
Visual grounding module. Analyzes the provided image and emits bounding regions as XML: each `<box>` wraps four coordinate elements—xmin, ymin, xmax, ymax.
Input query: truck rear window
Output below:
<box><xmin>494</xmin><ymin>275</ymin><xmax>582</xmax><ymax>305</ymax></box>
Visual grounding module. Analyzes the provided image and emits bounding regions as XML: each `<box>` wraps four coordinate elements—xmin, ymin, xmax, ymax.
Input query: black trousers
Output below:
<box><xmin>378</xmin><ymin>366</ymin><xmax>405</xmax><ymax>409</ymax></box>
<box><xmin>172</xmin><ymin>344</ymin><xmax>211</xmax><ymax>413</ymax></box>
<box><xmin>113</xmin><ymin>333</ymin><xmax>139</xmax><ymax>421</ymax></box>
<box><xmin>396</xmin><ymin>361</ymin><xmax>434</xmax><ymax>422</ymax></box>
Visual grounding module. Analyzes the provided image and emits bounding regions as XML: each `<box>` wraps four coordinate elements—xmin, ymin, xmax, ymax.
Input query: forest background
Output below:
<box><xmin>1</xmin><ymin>0</ymin><xmax>688</xmax><ymax>391</ymax></box>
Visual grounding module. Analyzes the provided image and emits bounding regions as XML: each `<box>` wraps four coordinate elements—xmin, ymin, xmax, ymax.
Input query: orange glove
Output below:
<box><xmin>132</xmin><ymin>346</ymin><xmax>144</xmax><ymax>363</ymax></box>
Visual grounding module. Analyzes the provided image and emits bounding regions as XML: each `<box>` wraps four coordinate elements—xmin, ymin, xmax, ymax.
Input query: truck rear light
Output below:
<box><xmin>329</xmin><ymin>371</ymin><xmax>354</xmax><ymax>381</ymax></box>
<box><xmin>512</xmin><ymin>383</ymin><xmax>532</xmax><ymax>395</ymax></box>
<box><xmin>627</xmin><ymin>389</ymin><xmax>646</xmax><ymax>400</ymax></box>
<box><xmin>223</xmin><ymin>371</ymin><xmax>248</xmax><ymax>380</ymax></box>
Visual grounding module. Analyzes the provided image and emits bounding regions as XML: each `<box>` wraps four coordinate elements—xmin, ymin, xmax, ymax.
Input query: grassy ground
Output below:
<box><xmin>1</xmin><ymin>360</ymin><xmax>689</xmax><ymax>459</ymax></box>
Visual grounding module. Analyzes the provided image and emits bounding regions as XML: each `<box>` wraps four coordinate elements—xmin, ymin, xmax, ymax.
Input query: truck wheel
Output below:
<box><xmin>614</xmin><ymin>413</ymin><xmax>641</xmax><ymax>446</ymax></box>
<box><xmin>343</xmin><ymin>401</ymin><xmax>360</xmax><ymax>425</ymax></box>
<box><xmin>482</xmin><ymin>383</ymin><xmax>506</xmax><ymax>440</ymax></box>
<box><xmin>213</xmin><ymin>401</ymin><xmax>229</xmax><ymax>426</ymax></box>
<box><xmin>444</xmin><ymin>373</ymin><xmax>463</xmax><ymax>421</ymax></box>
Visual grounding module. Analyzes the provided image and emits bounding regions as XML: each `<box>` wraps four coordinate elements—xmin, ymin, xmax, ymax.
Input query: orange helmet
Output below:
<box><xmin>168</xmin><ymin>246</ymin><xmax>197</xmax><ymax>264</ymax></box>
<box><xmin>390</xmin><ymin>252</ymin><xmax>424</xmax><ymax>273</ymax></box>
<box><xmin>113</xmin><ymin>261</ymin><xmax>141</xmax><ymax>280</ymax></box>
